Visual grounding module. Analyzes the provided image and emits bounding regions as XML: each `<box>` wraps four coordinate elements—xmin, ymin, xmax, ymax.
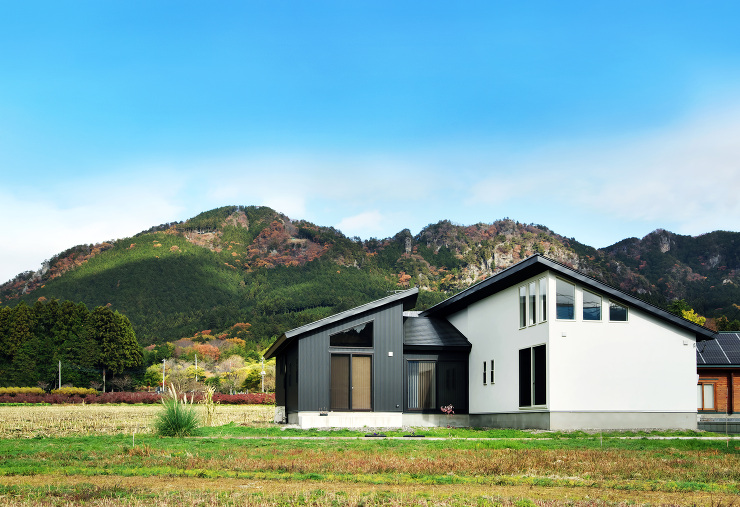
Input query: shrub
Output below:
<box><xmin>0</xmin><ymin>387</ymin><xmax>45</xmax><ymax>395</ymax></box>
<box><xmin>213</xmin><ymin>393</ymin><xmax>275</xmax><ymax>405</ymax></box>
<box><xmin>154</xmin><ymin>385</ymin><xmax>199</xmax><ymax>437</ymax></box>
<box><xmin>51</xmin><ymin>387</ymin><xmax>98</xmax><ymax>396</ymax></box>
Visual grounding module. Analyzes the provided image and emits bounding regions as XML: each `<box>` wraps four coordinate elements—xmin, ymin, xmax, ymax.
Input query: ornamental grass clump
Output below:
<box><xmin>200</xmin><ymin>386</ymin><xmax>218</xmax><ymax>427</ymax></box>
<box><xmin>154</xmin><ymin>384</ymin><xmax>199</xmax><ymax>437</ymax></box>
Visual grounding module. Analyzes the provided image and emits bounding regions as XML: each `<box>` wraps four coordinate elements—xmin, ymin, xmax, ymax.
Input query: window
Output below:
<box><xmin>408</xmin><ymin>360</ymin><xmax>467</xmax><ymax>412</ymax></box>
<box><xmin>408</xmin><ymin>361</ymin><xmax>436</xmax><ymax>410</ymax></box>
<box><xmin>331</xmin><ymin>354</ymin><xmax>372</xmax><ymax>411</ymax></box>
<box><xmin>519</xmin><ymin>345</ymin><xmax>546</xmax><ymax>407</ymax></box>
<box><xmin>482</xmin><ymin>361</ymin><xmax>487</xmax><ymax>385</ymax></box>
<box><xmin>609</xmin><ymin>301</ymin><xmax>628</xmax><ymax>322</ymax></box>
<box><xmin>519</xmin><ymin>286</ymin><xmax>527</xmax><ymax>328</ymax></box>
<box><xmin>528</xmin><ymin>281</ymin><xmax>537</xmax><ymax>326</ymax></box>
<box><xmin>490</xmin><ymin>359</ymin><xmax>495</xmax><ymax>384</ymax></box>
<box><xmin>583</xmin><ymin>290</ymin><xmax>602</xmax><ymax>321</ymax></box>
<box><xmin>556</xmin><ymin>279</ymin><xmax>575</xmax><ymax>320</ymax></box>
<box><xmin>539</xmin><ymin>278</ymin><xmax>547</xmax><ymax>322</ymax></box>
<box><xmin>697</xmin><ymin>383</ymin><xmax>715</xmax><ymax>410</ymax></box>
<box><xmin>330</xmin><ymin>321</ymin><xmax>373</xmax><ymax>347</ymax></box>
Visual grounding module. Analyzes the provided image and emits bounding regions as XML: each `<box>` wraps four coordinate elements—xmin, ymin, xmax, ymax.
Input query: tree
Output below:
<box><xmin>241</xmin><ymin>366</ymin><xmax>262</xmax><ymax>392</ymax></box>
<box><xmin>715</xmin><ymin>315</ymin><xmax>740</xmax><ymax>331</ymax></box>
<box><xmin>143</xmin><ymin>364</ymin><xmax>163</xmax><ymax>388</ymax></box>
<box><xmin>681</xmin><ymin>309</ymin><xmax>706</xmax><ymax>327</ymax></box>
<box><xmin>668</xmin><ymin>299</ymin><xmax>692</xmax><ymax>316</ymax></box>
<box><xmin>88</xmin><ymin>307</ymin><xmax>143</xmax><ymax>375</ymax></box>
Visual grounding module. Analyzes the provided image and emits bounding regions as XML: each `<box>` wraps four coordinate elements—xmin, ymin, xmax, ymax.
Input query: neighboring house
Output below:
<box><xmin>266</xmin><ymin>254</ymin><xmax>716</xmax><ymax>430</ymax></box>
<box><xmin>697</xmin><ymin>332</ymin><xmax>740</xmax><ymax>415</ymax></box>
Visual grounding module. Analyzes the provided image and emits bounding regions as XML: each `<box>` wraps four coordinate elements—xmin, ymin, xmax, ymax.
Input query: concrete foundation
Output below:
<box><xmin>281</xmin><ymin>410</ymin><xmax>698</xmax><ymax>430</ymax></box>
<box><xmin>288</xmin><ymin>411</ymin><xmax>404</xmax><ymax>429</ymax></box>
<box><xmin>469</xmin><ymin>411</ymin><xmax>698</xmax><ymax>430</ymax></box>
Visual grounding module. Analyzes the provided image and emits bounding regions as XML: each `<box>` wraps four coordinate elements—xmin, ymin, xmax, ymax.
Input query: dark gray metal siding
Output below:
<box><xmin>295</xmin><ymin>301</ymin><xmax>405</xmax><ymax>413</ymax></box>
<box><xmin>285</xmin><ymin>343</ymin><xmax>299</xmax><ymax>413</ymax></box>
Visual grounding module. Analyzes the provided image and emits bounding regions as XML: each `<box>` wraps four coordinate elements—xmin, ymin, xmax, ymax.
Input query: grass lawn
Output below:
<box><xmin>0</xmin><ymin>404</ymin><xmax>738</xmax><ymax>505</ymax></box>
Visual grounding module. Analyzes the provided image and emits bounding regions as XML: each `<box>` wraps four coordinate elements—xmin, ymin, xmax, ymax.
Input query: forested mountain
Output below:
<box><xmin>2</xmin><ymin>206</ymin><xmax>739</xmax><ymax>352</ymax></box>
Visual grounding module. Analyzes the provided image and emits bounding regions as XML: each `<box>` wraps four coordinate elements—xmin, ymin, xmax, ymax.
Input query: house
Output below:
<box><xmin>697</xmin><ymin>332</ymin><xmax>740</xmax><ymax>416</ymax></box>
<box><xmin>266</xmin><ymin>254</ymin><xmax>716</xmax><ymax>430</ymax></box>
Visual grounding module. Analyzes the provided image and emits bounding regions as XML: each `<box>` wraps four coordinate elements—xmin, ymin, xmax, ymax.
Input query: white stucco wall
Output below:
<box><xmin>548</xmin><ymin>273</ymin><xmax>697</xmax><ymax>412</ymax></box>
<box><xmin>448</xmin><ymin>277</ymin><xmax>549</xmax><ymax>414</ymax></box>
<box><xmin>448</xmin><ymin>270</ymin><xmax>698</xmax><ymax>417</ymax></box>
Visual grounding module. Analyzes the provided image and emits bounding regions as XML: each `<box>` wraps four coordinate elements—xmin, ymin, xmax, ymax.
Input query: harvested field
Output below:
<box><xmin>0</xmin><ymin>404</ymin><xmax>274</xmax><ymax>438</ymax></box>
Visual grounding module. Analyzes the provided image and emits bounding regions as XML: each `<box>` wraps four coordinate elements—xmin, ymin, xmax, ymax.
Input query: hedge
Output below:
<box><xmin>0</xmin><ymin>391</ymin><xmax>275</xmax><ymax>405</ymax></box>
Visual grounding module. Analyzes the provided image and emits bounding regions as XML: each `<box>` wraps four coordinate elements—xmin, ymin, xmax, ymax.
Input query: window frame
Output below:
<box><xmin>608</xmin><ymin>301</ymin><xmax>629</xmax><ymax>322</ymax></box>
<box><xmin>519</xmin><ymin>286</ymin><xmax>527</xmax><ymax>328</ymax></box>
<box><xmin>528</xmin><ymin>281</ymin><xmax>537</xmax><ymax>326</ymax></box>
<box><xmin>555</xmin><ymin>278</ymin><xmax>575</xmax><ymax>320</ymax></box>
<box><xmin>330</xmin><ymin>353</ymin><xmax>373</xmax><ymax>412</ymax></box>
<box><xmin>329</xmin><ymin>320</ymin><xmax>374</xmax><ymax>348</ymax></box>
<box><xmin>519</xmin><ymin>344</ymin><xmax>547</xmax><ymax>408</ymax></box>
<box><xmin>538</xmin><ymin>277</ymin><xmax>547</xmax><ymax>323</ymax></box>
<box><xmin>697</xmin><ymin>382</ymin><xmax>716</xmax><ymax>411</ymax></box>
<box><xmin>490</xmin><ymin>359</ymin><xmax>495</xmax><ymax>384</ymax></box>
<box><xmin>582</xmin><ymin>289</ymin><xmax>602</xmax><ymax>322</ymax></box>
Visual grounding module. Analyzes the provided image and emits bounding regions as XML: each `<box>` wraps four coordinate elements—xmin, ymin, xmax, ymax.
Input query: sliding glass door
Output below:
<box><xmin>330</xmin><ymin>354</ymin><xmax>372</xmax><ymax>411</ymax></box>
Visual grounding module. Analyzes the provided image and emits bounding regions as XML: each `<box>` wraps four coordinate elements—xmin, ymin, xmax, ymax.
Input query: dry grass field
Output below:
<box><xmin>0</xmin><ymin>404</ymin><xmax>274</xmax><ymax>438</ymax></box>
<box><xmin>1</xmin><ymin>404</ymin><xmax>739</xmax><ymax>506</ymax></box>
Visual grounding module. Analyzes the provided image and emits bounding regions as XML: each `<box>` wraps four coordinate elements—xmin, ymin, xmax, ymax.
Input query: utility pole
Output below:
<box><xmin>261</xmin><ymin>356</ymin><xmax>266</xmax><ymax>393</ymax></box>
<box><xmin>195</xmin><ymin>354</ymin><xmax>198</xmax><ymax>383</ymax></box>
<box><xmin>162</xmin><ymin>359</ymin><xmax>166</xmax><ymax>391</ymax></box>
<box><xmin>58</xmin><ymin>360</ymin><xmax>61</xmax><ymax>390</ymax></box>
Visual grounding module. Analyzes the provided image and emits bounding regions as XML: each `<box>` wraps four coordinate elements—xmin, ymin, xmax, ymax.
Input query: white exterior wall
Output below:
<box><xmin>447</xmin><ymin>277</ymin><xmax>549</xmax><ymax>415</ymax></box>
<box><xmin>448</xmin><ymin>270</ymin><xmax>698</xmax><ymax>423</ymax></box>
<box><xmin>547</xmin><ymin>271</ymin><xmax>697</xmax><ymax>413</ymax></box>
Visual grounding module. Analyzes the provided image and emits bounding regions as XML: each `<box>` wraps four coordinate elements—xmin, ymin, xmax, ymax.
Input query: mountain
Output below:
<box><xmin>2</xmin><ymin>206</ymin><xmax>739</xmax><ymax>350</ymax></box>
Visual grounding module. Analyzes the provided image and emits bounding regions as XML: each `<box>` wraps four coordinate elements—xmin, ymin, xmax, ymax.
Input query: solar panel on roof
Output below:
<box><xmin>718</xmin><ymin>333</ymin><xmax>740</xmax><ymax>363</ymax></box>
<box><xmin>697</xmin><ymin>339</ymin><xmax>730</xmax><ymax>365</ymax></box>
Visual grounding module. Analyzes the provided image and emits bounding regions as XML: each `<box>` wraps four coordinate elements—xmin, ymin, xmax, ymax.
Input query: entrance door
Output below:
<box><xmin>330</xmin><ymin>354</ymin><xmax>372</xmax><ymax>411</ymax></box>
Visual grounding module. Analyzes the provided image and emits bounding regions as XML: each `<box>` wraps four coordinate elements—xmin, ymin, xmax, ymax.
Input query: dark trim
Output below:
<box><xmin>421</xmin><ymin>254</ymin><xmax>716</xmax><ymax>341</ymax></box>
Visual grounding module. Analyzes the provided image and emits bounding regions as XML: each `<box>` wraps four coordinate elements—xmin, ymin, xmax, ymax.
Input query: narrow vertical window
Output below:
<box><xmin>482</xmin><ymin>361</ymin><xmax>487</xmax><ymax>385</ymax></box>
<box><xmin>519</xmin><ymin>286</ymin><xmax>527</xmax><ymax>328</ymax></box>
<box><xmin>583</xmin><ymin>291</ymin><xmax>602</xmax><ymax>321</ymax></box>
<box><xmin>556</xmin><ymin>279</ymin><xmax>575</xmax><ymax>320</ymax></box>
<box><xmin>490</xmin><ymin>359</ymin><xmax>495</xmax><ymax>384</ymax></box>
<box><xmin>528</xmin><ymin>281</ymin><xmax>537</xmax><ymax>326</ymax></box>
<box><xmin>539</xmin><ymin>278</ymin><xmax>547</xmax><ymax>322</ymax></box>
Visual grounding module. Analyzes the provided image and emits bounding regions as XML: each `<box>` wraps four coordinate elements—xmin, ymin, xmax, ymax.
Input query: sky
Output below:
<box><xmin>2</xmin><ymin>1</ymin><xmax>740</xmax><ymax>284</ymax></box>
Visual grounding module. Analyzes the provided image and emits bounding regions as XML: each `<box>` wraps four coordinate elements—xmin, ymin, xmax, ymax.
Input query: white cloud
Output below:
<box><xmin>0</xmin><ymin>174</ymin><xmax>184</xmax><ymax>284</ymax></box>
<box><xmin>463</xmin><ymin>102</ymin><xmax>740</xmax><ymax>240</ymax></box>
<box><xmin>335</xmin><ymin>210</ymin><xmax>385</xmax><ymax>238</ymax></box>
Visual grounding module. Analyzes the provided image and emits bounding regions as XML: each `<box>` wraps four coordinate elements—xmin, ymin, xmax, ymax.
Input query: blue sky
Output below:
<box><xmin>2</xmin><ymin>1</ymin><xmax>740</xmax><ymax>283</ymax></box>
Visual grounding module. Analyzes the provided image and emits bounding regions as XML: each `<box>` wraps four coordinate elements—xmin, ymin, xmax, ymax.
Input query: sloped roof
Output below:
<box><xmin>403</xmin><ymin>316</ymin><xmax>472</xmax><ymax>351</ymax></box>
<box><xmin>421</xmin><ymin>254</ymin><xmax>716</xmax><ymax>341</ymax></box>
<box><xmin>697</xmin><ymin>332</ymin><xmax>740</xmax><ymax>366</ymax></box>
<box><xmin>265</xmin><ymin>287</ymin><xmax>419</xmax><ymax>358</ymax></box>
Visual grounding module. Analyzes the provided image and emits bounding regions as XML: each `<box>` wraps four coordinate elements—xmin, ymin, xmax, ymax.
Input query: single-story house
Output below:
<box><xmin>697</xmin><ymin>332</ymin><xmax>740</xmax><ymax>415</ymax></box>
<box><xmin>266</xmin><ymin>254</ymin><xmax>716</xmax><ymax>430</ymax></box>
